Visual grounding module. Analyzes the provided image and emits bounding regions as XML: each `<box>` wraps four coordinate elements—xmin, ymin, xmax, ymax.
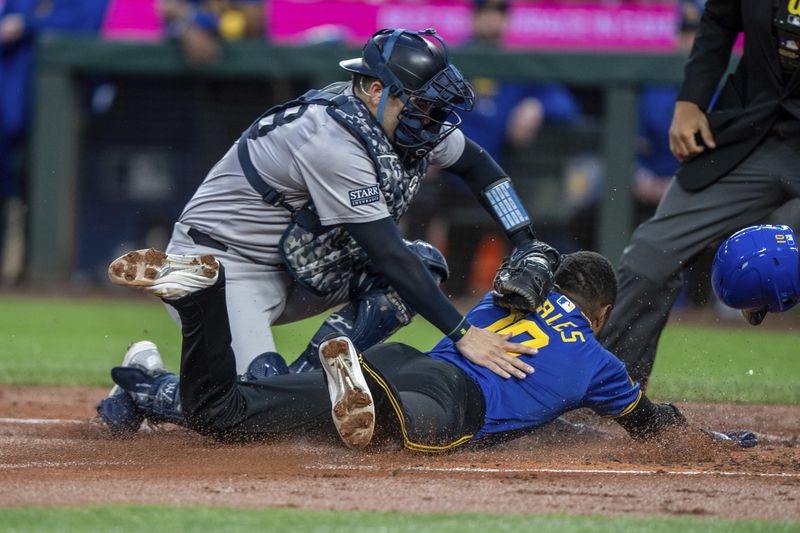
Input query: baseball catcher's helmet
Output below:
<box><xmin>712</xmin><ymin>225</ymin><xmax>800</xmax><ymax>313</ymax></box>
<box><xmin>340</xmin><ymin>28</ymin><xmax>474</xmax><ymax>158</ymax></box>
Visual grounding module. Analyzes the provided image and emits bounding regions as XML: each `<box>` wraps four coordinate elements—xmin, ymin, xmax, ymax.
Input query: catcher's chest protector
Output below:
<box><xmin>241</xmin><ymin>83</ymin><xmax>429</xmax><ymax>296</ymax></box>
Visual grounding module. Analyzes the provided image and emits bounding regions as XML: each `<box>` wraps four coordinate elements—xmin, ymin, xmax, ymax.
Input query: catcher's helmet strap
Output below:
<box><xmin>374</xmin><ymin>29</ymin><xmax>406</xmax><ymax>122</ymax></box>
<box><xmin>373</xmin><ymin>28</ymin><xmax>445</xmax><ymax>122</ymax></box>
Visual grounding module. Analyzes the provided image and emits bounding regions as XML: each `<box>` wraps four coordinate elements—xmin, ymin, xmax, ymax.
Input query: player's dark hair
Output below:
<box><xmin>554</xmin><ymin>251</ymin><xmax>617</xmax><ymax>316</ymax></box>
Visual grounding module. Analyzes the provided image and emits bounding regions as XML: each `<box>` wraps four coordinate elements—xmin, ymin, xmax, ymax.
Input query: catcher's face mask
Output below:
<box><xmin>340</xmin><ymin>28</ymin><xmax>475</xmax><ymax>159</ymax></box>
<box><xmin>393</xmin><ymin>61</ymin><xmax>474</xmax><ymax>159</ymax></box>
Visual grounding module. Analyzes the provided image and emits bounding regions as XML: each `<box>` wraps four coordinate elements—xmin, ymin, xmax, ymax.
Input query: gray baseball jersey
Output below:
<box><xmin>168</xmin><ymin>83</ymin><xmax>466</xmax><ymax>372</ymax></box>
<box><xmin>177</xmin><ymin>83</ymin><xmax>466</xmax><ymax>266</ymax></box>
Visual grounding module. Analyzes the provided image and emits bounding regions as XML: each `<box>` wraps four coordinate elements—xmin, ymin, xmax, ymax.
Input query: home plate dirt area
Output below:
<box><xmin>1</xmin><ymin>386</ymin><xmax>798</xmax><ymax>520</ymax></box>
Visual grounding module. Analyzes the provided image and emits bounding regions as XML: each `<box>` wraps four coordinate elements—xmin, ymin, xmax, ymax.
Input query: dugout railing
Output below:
<box><xmin>29</xmin><ymin>35</ymin><xmax>688</xmax><ymax>282</ymax></box>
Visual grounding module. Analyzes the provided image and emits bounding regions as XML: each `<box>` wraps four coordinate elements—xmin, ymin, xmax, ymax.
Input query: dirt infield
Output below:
<box><xmin>1</xmin><ymin>386</ymin><xmax>798</xmax><ymax>520</ymax></box>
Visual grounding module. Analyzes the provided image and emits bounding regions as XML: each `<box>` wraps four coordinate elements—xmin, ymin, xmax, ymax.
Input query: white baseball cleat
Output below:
<box><xmin>106</xmin><ymin>340</ymin><xmax>165</xmax><ymax>398</ymax></box>
<box><xmin>108</xmin><ymin>248</ymin><xmax>219</xmax><ymax>300</ymax></box>
<box><xmin>319</xmin><ymin>335</ymin><xmax>375</xmax><ymax>449</ymax></box>
<box><xmin>97</xmin><ymin>341</ymin><xmax>166</xmax><ymax>434</ymax></box>
<box><xmin>121</xmin><ymin>340</ymin><xmax>164</xmax><ymax>373</ymax></box>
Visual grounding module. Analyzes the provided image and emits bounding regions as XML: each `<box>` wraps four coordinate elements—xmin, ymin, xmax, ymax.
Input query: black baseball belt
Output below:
<box><xmin>188</xmin><ymin>227</ymin><xmax>228</xmax><ymax>252</ymax></box>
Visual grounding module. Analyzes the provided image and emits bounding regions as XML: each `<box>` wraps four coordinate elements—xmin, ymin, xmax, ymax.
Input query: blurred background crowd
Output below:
<box><xmin>0</xmin><ymin>0</ymin><xmax>720</xmax><ymax>310</ymax></box>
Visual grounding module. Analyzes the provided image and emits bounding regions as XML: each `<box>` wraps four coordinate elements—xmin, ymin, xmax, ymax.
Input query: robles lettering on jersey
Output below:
<box><xmin>349</xmin><ymin>186</ymin><xmax>381</xmax><ymax>206</ymax></box>
<box><xmin>427</xmin><ymin>292</ymin><xmax>640</xmax><ymax>439</ymax></box>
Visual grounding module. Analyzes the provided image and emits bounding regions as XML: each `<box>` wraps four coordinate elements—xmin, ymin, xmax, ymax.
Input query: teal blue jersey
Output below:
<box><xmin>427</xmin><ymin>292</ymin><xmax>642</xmax><ymax>440</ymax></box>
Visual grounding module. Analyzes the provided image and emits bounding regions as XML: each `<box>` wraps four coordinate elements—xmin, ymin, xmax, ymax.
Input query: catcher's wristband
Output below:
<box><xmin>447</xmin><ymin>317</ymin><xmax>472</xmax><ymax>343</ymax></box>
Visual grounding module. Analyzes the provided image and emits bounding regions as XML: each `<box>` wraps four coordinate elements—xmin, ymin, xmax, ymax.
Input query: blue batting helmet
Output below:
<box><xmin>340</xmin><ymin>28</ymin><xmax>474</xmax><ymax>159</ymax></box>
<box><xmin>712</xmin><ymin>225</ymin><xmax>800</xmax><ymax>313</ymax></box>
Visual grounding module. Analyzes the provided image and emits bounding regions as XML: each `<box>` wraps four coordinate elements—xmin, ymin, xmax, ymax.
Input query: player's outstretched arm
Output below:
<box><xmin>614</xmin><ymin>395</ymin><xmax>757</xmax><ymax>448</ymax></box>
<box><xmin>614</xmin><ymin>395</ymin><xmax>688</xmax><ymax>441</ymax></box>
<box><xmin>446</xmin><ymin>137</ymin><xmax>560</xmax><ymax>311</ymax></box>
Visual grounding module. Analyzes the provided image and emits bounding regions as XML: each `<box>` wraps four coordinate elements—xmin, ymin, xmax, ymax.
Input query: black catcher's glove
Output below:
<box><xmin>492</xmin><ymin>240</ymin><xmax>561</xmax><ymax>312</ymax></box>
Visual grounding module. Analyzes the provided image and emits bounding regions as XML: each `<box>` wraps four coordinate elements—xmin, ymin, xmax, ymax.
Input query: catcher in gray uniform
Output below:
<box><xmin>99</xmin><ymin>28</ymin><xmax>560</xmax><ymax>432</ymax></box>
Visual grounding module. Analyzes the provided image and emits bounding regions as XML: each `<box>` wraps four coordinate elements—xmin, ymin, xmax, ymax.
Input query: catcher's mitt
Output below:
<box><xmin>492</xmin><ymin>240</ymin><xmax>561</xmax><ymax>312</ymax></box>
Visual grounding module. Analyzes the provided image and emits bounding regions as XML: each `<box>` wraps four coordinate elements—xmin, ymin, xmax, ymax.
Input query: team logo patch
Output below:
<box><xmin>556</xmin><ymin>295</ymin><xmax>575</xmax><ymax>313</ymax></box>
<box><xmin>349</xmin><ymin>185</ymin><xmax>380</xmax><ymax>207</ymax></box>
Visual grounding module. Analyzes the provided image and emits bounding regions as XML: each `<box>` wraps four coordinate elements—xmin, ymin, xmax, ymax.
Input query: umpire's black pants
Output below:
<box><xmin>599</xmin><ymin>133</ymin><xmax>800</xmax><ymax>388</ymax></box>
<box><xmin>169</xmin><ymin>270</ymin><xmax>485</xmax><ymax>448</ymax></box>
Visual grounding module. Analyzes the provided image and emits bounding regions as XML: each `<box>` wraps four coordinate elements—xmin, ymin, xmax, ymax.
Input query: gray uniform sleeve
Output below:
<box><xmin>292</xmin><ymin>121</ymin><xmax>390</xmax><ymax>227</ymax></box>
<box><xmin>428</xmin><ymin>128</ymin><xmax>466</xmax><ymax>169</ymax></box>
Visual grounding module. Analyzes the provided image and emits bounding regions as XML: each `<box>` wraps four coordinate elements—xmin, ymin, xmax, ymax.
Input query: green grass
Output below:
<box><xmin>648</xmin><ymin>325</ymin><xmax>799</xmax><ymax>404</ymax></box>
<box><xmin>0</xmin><ymin>297</ymin><xmax>185</xmax><ymax>387</ymax></box>
<box><xmin>0</xmin><ymin>507</ymin><xmax>795</xmax><ymax>532</ymax></box>
<box><xmin>0</xmin><ymin>296</ymin><xmax>441</xmax><ymax>388</ymax></box>
<box><xmin>0</xmin><ymin>296</ymin><xmax>797</xmax><ymax>404</ymax></box>
<box><xmin>1</xmin><ymin>300</ymin><xmax>797</xmax><ymax>529</ymax></box>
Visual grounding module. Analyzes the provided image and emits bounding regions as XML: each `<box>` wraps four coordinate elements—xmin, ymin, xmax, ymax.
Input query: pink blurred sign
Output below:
<box><xmin>269</xmin><ymin>0</ymin><xmax>681</xmax><ymax>52</ymax></box>
<box><xmin>506</xmin><ymin>2</ymin><xmax>677</xmax><ymax>51</ymax></box>
<box><xmin>101</xmin><ymin>0</ymin><xmax>163</xmax><ymax>41</ymax></box>
<box><xmin>270</xmin><ymin>1</ymin><xmax>473</xmax><ymax>45</ymax></box>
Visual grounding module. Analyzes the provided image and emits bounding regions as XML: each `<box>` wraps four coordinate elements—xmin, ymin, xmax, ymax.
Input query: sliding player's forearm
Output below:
<box><xmin>614</xmin><ymin>395</ymin><xmax>688</xmax><ymax>440</ymax></box>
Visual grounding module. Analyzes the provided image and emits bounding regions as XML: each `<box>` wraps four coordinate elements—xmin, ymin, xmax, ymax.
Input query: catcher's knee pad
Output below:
<box><xmin>404</xmin><ymin>239</ymin><xmax>449</xmax><ymax>282</ymax></box>
<box><xmin>350</xmin><ymin>239</ymin><xmax>449</xmax><ymax>297</ymax></box>
<box><xmin>290</xmin><ymin>289</ymin><xmax>414</xmax><ymax>374</ymax></box>
<box><xmin>245</xmin><ymin>351</ymin><xmax>290</xmax><ymax>380</ymax></box>
<box><xmin>290</xmin><ymin>306</ymin><xmax>357</xmax><ymax>373</ymax></box>
<box><xmin>293</xmin><ymin>240</ymin><xmax>445</xmax><ymax>375</ymax></box>
<box><xmin>350</xmin><ymin>289</ymin><xmax>413</xmax><ymax>349</ymax></box>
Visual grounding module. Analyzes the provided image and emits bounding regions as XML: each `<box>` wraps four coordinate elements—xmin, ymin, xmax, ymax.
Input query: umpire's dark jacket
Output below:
<box><xmin>677</xmin><ymin>0</ymin><xmax>800</xmax><ymax>190</ymax></box>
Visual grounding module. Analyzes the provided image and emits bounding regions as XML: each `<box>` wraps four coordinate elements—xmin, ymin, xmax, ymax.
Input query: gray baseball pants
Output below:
<box><xmin>166</xmin><ymin>222</ymin><xmax>350</xmax><ymax>374</ymax></box>
<box><xmin>599</xmin><ymin>133</ymin><xmax>800</xmax><ymax>387</ymax></box>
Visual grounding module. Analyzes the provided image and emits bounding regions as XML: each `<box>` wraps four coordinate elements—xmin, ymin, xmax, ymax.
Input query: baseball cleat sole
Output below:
<box><xmin>319</xmin><ymin>336</ymin><xmax>375</xmax><ymax>449</ymax></box>
<box><xmin>108</xmin><ymin>249</ymin><xmax>219</xmax><ymax>300</ymax></box>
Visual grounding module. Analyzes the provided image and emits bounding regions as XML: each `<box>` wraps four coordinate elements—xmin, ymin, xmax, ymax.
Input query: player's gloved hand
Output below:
<box><xmin>492</xmin><ymin>240</ymin><xmax>561</xmax><ymax>313</ymax></box>
<box><xmin>702</xmin><ymin>429</ymin><xmax>758</xmax><ymax>448</ymax></box>
<box><xmin>742</xmin><ymin>306</ymin><xmax>768</xmax><ymax>326</ymax></box>
<box><xmin>455</xmin><ymin>326</ymin><xmax>536</xmax><ymax>379</ymax></box>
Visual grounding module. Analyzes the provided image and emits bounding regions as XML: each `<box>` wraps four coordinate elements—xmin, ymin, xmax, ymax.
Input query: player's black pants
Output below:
<box><xmin>359</xmin><ymin>343</ymin><xmax>485</xmax><ymax>452</ymax></box>
<box><xmin>170</xmin><ymin>269</ymin><xmax>334</xmax><ymax>440</ymax></box>
<box><xmin>599</xmin><ymin>134</ymin><xmax>800</xmax><ymax>388</ymax></box>
<box><xmin>169</xmin><ymin>269</ymin><xmax>484</xmax><ymax>448</ymax></box>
